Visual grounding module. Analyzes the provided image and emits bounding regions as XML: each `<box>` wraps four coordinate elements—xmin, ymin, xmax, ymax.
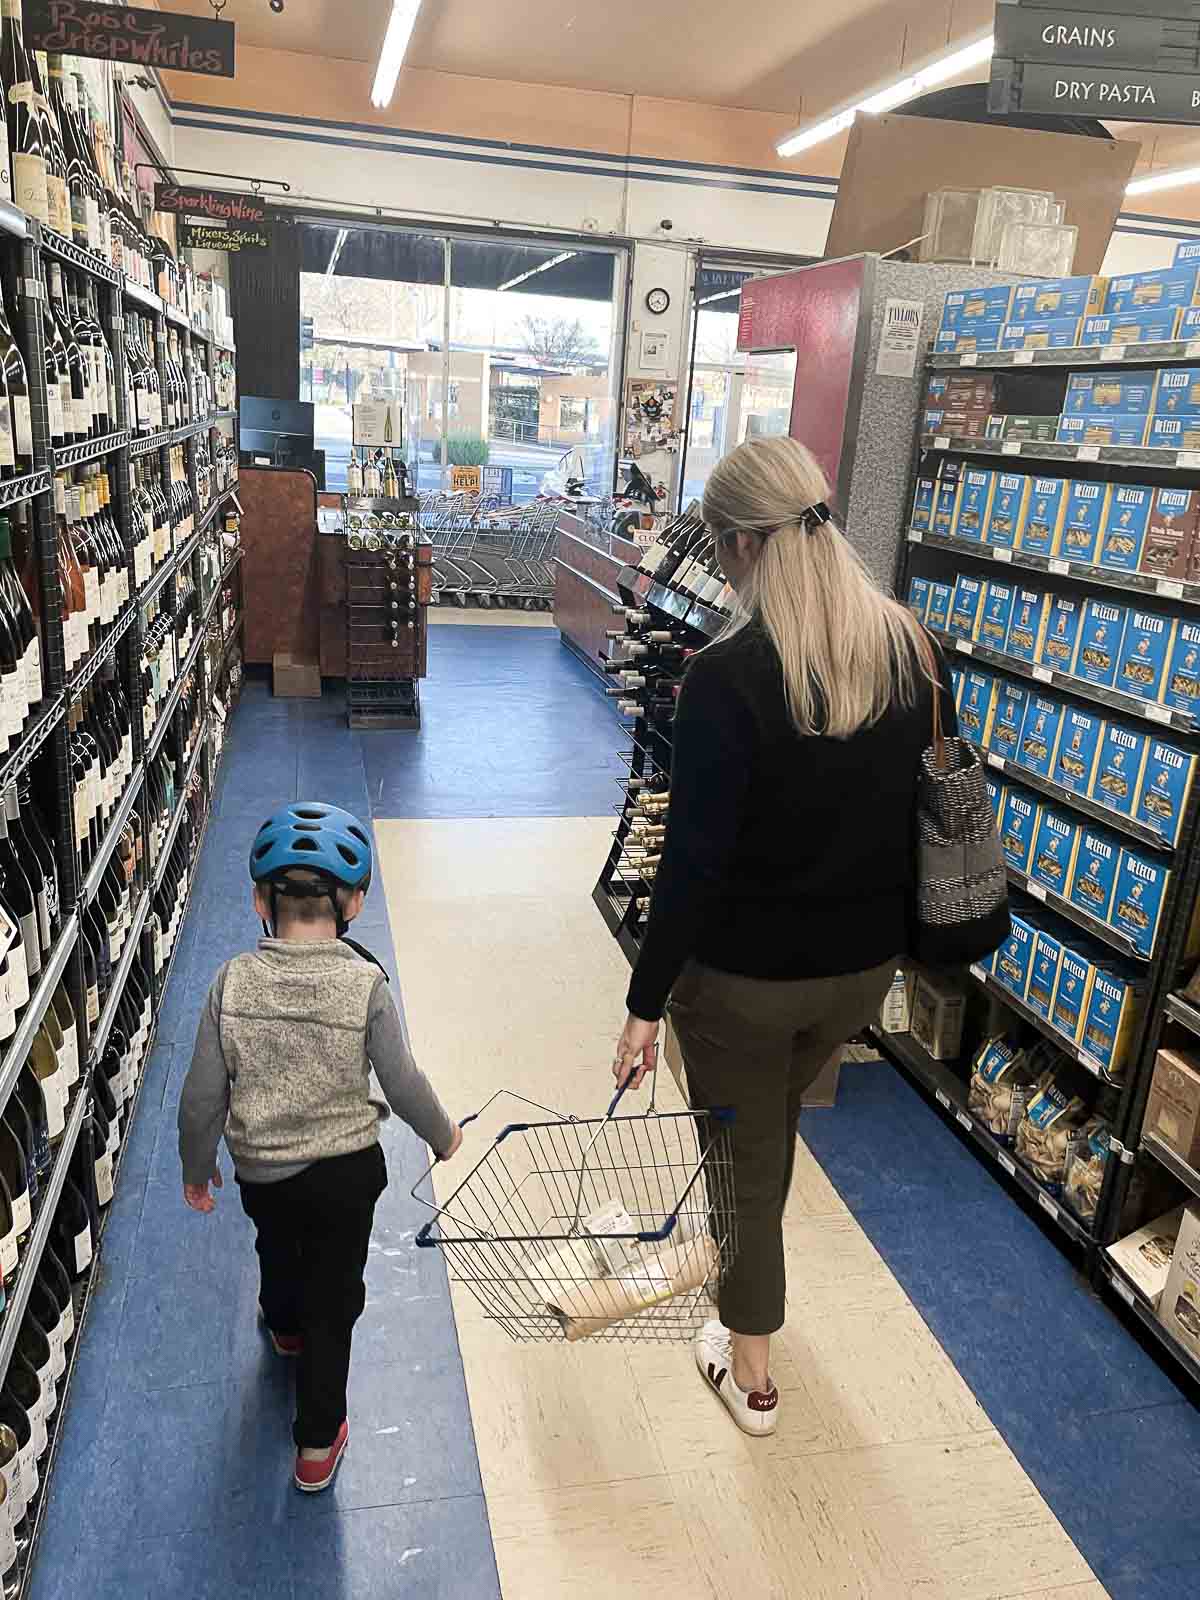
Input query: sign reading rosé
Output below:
<box><xmin>24</xmin><ymin>0</ymin><xmax>235</xmax><ymax>77</ymax></box>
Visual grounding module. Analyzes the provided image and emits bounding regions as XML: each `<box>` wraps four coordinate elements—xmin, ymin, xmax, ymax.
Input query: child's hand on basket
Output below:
<box><xmin>438</xmin><ymin>1124</ymin><xmax>463</xmax><ymax>1161</ymax></box>
<box><xmin>614</xmin><ymin>1013</ymin><xmax>659</xmax><ymax>1090</ymax></box>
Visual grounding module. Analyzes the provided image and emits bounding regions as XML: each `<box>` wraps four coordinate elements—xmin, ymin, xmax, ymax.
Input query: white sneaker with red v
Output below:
<box><xmin>694</xmin><ymin>1320</ymin><xmax>779</xmax><ymax>1436</ymax></box>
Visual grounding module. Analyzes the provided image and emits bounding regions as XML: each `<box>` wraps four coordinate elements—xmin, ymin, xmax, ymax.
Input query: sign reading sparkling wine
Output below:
<box><xmin>155</xmin><ymin>185</ymin><xmax>270</xmax><ymax>223</ymax></box>
<box><xmin>24</xmin><ymin>0</ymin><xmax>235</xmax><ymax>78</ymax></box>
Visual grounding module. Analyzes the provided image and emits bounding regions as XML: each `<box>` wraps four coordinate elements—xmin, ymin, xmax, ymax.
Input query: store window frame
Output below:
<box><xmin>296</xmin><ymin>212</ymin><xmax>631</xmax><ymax>499</ymax></box>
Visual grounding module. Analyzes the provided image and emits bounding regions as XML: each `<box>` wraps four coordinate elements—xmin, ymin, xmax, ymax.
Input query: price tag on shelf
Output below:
<box><xmin>993</xmin><ymin>546</ymin><xmax>1012</xmax><ymax>562</ymax></box>
<box><xmin>969</xmin><ymin>963</ymin><xmax>987</xmax><ymax>982</ymax></box>
<box><xmin>935</xmin><ymin>1089</ymin><xmax>952</xmax><ymax>1110</ymax></box>
<box><xmin>955</xmin><ymin>639</ymin><xmax>974</xmax><ymax>655</ymax></box>
<box><xmin>1002</xmin><ymin>441</ymin><xmax>1022</xmax><ymax>456</ymax></box>
<box><xmin>1076</xmin><ymin>445</ymin><xmax>1101</xmax><ymax>462</ymax></box>
<box><xmin>996</xmin><ymin>1151</ymin><xmax>1017</xmax><ymax>1176</ymax></box>
<box><xmin>934</xmin><ymin>436</ymin><xmax>950</xmax><ymax>451</ymax></box>
<box><xmin>1079</xmin><ymin>1050</ymin><xmax>1105</xmax><ymax>1077</ymax></box>
<box><xmin>1033</xmin><ymin>666</ymin><xmax>1053</xmax><ymax>683</ymax></box>
<box><xmin>1013</xmin><ymin>351</ymin><xmax>1035</xmax><ymax>366</ymax></box>
<box><xmin>1156</xmin><ymin>579</ymin><xmax>1185</xmax><ymax>599</ymax></box>
<box><xmin>1100</xmin><ymin>344</ymin><xmax>1126</xmax><ymax>361</ymax></box>
<box><xmin>910</xmin><ymin>530</ymin><xmax>923</xmax><ymax>543</ymax></box>
<box><xmin>956</xmin><ymin>1111</ymin><xmax>973</xmax><ymax>1133</ymax></box>
<box><xmin>1179</xmin><ymin>451</ymin><xmax>1200</xmax><ymax>471</ymax></box>
<box><xmin>1112</xmin><ymin>1276</ymin><xmax>1135</xmax><ymax>1308</ymax></box>
<box><xmin>987</xmin><ymin>753</ymin><xmax>1005</xmax><ymax>770</ymax></box>
<box><xmin>960</xmin><ymin>353</ymin><xmax>979</xmax><ymax>367</ymax></box>
<box><xmin>1037</xmin><ymin>1192</ymin><xmax>1060</xmax><ymax>1221</ymax></box>
<box><xmin>1188</xmin><ymin>339</ymin><xmax>1200</xmax><ymax>360</ymax></box>
<box><xmin>1049</xmin><ymin>558</ymin><xmax>1070</xmax><ymax>575</ymax></box>
<box><xmin>1144</xmin><ymin>703</ymin><xmax>1172</xmax><ymax>725</ymax></box>
<box><xmin>1026</xmin><ymin>882</ymin><xmax>1047</xmax><ymax>902</ymax></box>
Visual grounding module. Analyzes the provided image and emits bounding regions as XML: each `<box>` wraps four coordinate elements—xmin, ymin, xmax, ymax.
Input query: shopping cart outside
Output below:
<box><xmin>412</xmin><ymin>1080</ymin><xmax>736</xmax><ymax>1343</ymax></box>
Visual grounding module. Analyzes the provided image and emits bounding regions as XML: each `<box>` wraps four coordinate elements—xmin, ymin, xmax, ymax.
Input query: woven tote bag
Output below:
<box><xmin>910</xmin><ymin>635</ymin><xmax>1011</xmax><ymax>967</ymax></box>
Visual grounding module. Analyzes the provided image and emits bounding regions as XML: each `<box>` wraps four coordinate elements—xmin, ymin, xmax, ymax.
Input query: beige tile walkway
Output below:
<box><xmin>378</xmin><ymin>817</ymin><xmax>1105</xmax><ymax>1600</ymax></box>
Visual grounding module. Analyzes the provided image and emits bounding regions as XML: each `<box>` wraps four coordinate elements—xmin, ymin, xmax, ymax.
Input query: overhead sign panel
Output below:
<box><xmin>24</xmin><ymin>0</ymin><xmax>235</xmax><ymax>78</ymax></box>
<box><xmin>155</xmin><ymin>185</ymin><xmax>271</xmax><ymax>223</ymax></box>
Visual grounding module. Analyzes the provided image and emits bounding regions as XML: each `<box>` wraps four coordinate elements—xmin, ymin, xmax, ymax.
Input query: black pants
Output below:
<box><xmin>237</xmin><ymin>1143</ymin><xmax>387</xmax><ymax>1448</ymax></box>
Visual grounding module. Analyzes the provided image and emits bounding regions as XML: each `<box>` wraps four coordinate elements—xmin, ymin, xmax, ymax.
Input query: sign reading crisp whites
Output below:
<box><xmin>24</xmin><ymin>0</ymin><xmax>235</xmax><ymax>78</ymax></box>
<box><xmin>181</xmin><ymin>223</ymin><xmax>272</xmax><ymax>253</ymax></box>
<box><xmin>156</xmin><ymin>185</ymin><xmax>270</xmax><ymax>222</ymax></box>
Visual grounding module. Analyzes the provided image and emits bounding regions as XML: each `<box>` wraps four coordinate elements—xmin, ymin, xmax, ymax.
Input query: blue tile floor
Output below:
<box><xmin>28</xmin><ymin>622</ymin><xmax>1200</xmax><ymax>1597</ymax></box>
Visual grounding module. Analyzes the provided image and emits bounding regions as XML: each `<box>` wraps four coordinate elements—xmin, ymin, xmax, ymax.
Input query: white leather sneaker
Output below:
<box><xmin>694</xmin><ymin>1320</ymin><xmax>779</xmax><ymax>1436</ymax></box>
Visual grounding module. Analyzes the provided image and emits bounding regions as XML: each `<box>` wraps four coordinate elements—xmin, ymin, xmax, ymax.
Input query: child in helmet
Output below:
<box><xmin>177</xmin><ymin>803</ymin><xmax>459</xmax><ymax>1493</ymax></box>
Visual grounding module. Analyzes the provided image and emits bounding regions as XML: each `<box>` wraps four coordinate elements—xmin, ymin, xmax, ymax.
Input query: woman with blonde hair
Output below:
<box><xmin>613</xmin><ymin>435</ymin><xmax>956</xmax><ymax>1436</ymax></box>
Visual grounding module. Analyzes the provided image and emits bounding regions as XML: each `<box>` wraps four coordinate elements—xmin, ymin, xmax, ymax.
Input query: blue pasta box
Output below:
<box><xmin>1093</xmin><ymin>721</ymin><xmax>1149</xmax><ymax>817</ymax></box>
<box><xmin>1165</xmin><ymin>620</ymin><xmax>1200</xmax><ymax>717</ymax></box>
<box><xmin>949</xmin><ymin>664</ymin><xmax>965</xmax><ymax>710</ymax></box>
<box><xmin>994</xmin><ymin>914</ymin><xmax>1037</xmax><ymax>1000</ymax></box>
<box><xmin>1026</xmin><ymin>928</ymin><xmax>1065</xmax><ymax>1021</ymax></box>
<box><xmin>1144</xmin><ymin>415</ymin><xmax>1200</xmax><ymax>450</ymax></box>
<box><xmin>954</xmin><ymin>468</ymin><xmax>994</xmax><ymax>541</ymax></box>
<box><xmin>940</xmin><ymin>285</ymin><xmax>1014</xmax><ymax>330</ymax></box>
<box><xmin>1080</xmin><ymin>310</ymin><xmax>1182</xmax><ymax>346</ymax></box>
<box><xmin>1069</xmin><ymin>824</ymin><xmax>1121</xmax><ymax>922</ymax></box>
<box><xmin>1178</xmin><ymin>305</ymin><xmax>1200</xmax><ymax>339</ymax></box>
<box><xmin>906</xmin><ymin>575</ymin><xmax>932</xmax><ymax>621</ymax></box>
<box><xmin>1076</xmin><ymin>599</ymin><xmax>1127</xmax><ymax>687</ymax></box>
<box><xmin>1019</xmin><ymin>476</ymin><xmax>1067</xmax><ymax>557</ymax></box>
<box><xmin>1066</xmin><ymin>371</ymin><xmax>1156</xmax><ymax>416</ymax></box>
<box><xmin>1098</xmin><ymin>484</ymin><xmax>1153</xmax><ymax>571</ymax></box>
<box><xmin>932</xmin><ymin>460</ymin><xmax>963</xmax><ymax>537</ymax></box>
<box><xmin>1059</xmin><ymin>480</ymin><xmax>1111</xmax><ymax>564</ymax></box>
<box><xmin>1037</xmin><ymin>594</ymin><xmax>1083</xmax><ymax>674</ymax></box>
<box><xmin>985</xmin><ymin>772</ymin><xmax>1004</xmax><ymax>825</ymax></box>
<box><xmin>999</xmin><ymin>318</ymin><xmax>1082</xmax><ymax>351</ymax></box>
<box><xmin>1135</xmin><ymin>738</ymin><xmax>1197</xmax><ymax>847</ymax></box>
<box><xmin>1081</xmin><ymin>964</ymin><xmax>1147</xmax><ymax>1080</ymax></box>
<box><xmin>948</xmin><ymin>574</ymin><xmax>987</xmax><ymax>641</ymax></box>
<box><xmin>1029</xmin><ymin>807</ymin><xmax>1080</xmax><ymax>898</ymax></box>
<box><xmin>1177</xmin><ymin>241</ymin><xmax>1200</xmax><ymax>265</ymax></box>
<box><xmin>911</xmin><ymin>475</ymin><xmax>937</xmax><ymax>532</ymax></box>
<box><xmin>926</xmin><ymin>582</ymin><xmax>953</xmax><ymax>635</ymax></box>
<box><xmin>1111</xmin><ymin>848</ymin><xmax>1170</xmax><ymax>958</ymax></box>
<box><xmin>933</xmin><ymin>326</ymin><xmax>1003</xmax><ymax>355</ymax></box>
<box><xmin>1007</xmin><ymin>587</ymin><xmax>1050</xmax><ymax>663</ymax></box>
<box><xmin>1105</xmin><ymin>266</ymin><xmax>1200</xmax><ymax>315</ymax></box>
<box><xmin>959</xmin><ymin>669</ymin><xmax>998</xmax><ymax>747</ymax></box>
<box><xmin>1151</xmin><ymin>366</ymin><xmax>1200</xmax><ymax>416</ymax></box>
<box><xmin>985</xmin><ymin>473</ymin><xmax>1032</xmax><ymax>549</ymax></box>
<box><xmin>1052</xmin><ymin>946</ymin><xmax>1094</xmax><ymax>1044</ymax></box>
<box><xmin>1116</xmin><ymin>609</ymin><xmax>1175</xmax><ymax>702</ymax></box>
<box><xmin>1052</xmin><ymin>706</ymin><xmax>1104</xmax><ymax>796</ymax></box>
<box><xmin>999</xmin><ymin>786</ymin><xmax>1041</xmax><ymax>872</ymax></box>
<box><xmin>989</xmin><ymin>680</ymin><xmax>1029</xmax><ymax>761</ymax></box>
<box><xmin>1056</xmin><ymin>413</ymin><xmax>1150</xmax><ymax>448</ymax></box>
<box><xmin>1010</xmin><ymin>276</ymin><xmax>1107</xmax><ymax>322</ymax></box>
<box><xmin>1015</xmin><ymin>695</ymin><xmax>1064</xmax><ymax>781</ymax></box>
<box><xmin>978</xmin><ymin>580</ymin><xmax>1016</xmax><ymax>652</ymax></box>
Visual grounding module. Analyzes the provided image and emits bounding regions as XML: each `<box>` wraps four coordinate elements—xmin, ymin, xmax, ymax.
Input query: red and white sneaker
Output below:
<box><xmin>694</xmin><ymin>1320</ymin><xmax>779</xmax><ymax>1436</ymax></box>
<box><xmin>258</xmin><ymin>1304</ymin><xmax>303</xmax><ymax>1358</ymax></box>
<box><xmin>294</xmin><ymin>1421</ymin><xmax>349</xmax><ymax>1493</ymax></box>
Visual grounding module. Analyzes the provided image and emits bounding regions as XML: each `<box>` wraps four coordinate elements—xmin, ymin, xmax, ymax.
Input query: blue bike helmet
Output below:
<box><xmin>250</xmin><ymin>803</ymin><xmax>372</xmax><ymax>932</ymax></box>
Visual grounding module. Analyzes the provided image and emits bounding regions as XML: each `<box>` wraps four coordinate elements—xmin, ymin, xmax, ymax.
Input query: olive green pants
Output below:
<box><xmin>668</xmin><ymin>957</ymin><xmax>896</xmax><ymax>1337</ymax></box>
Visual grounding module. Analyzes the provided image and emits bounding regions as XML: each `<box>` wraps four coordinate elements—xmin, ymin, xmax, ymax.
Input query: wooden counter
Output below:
<box><xmin>555</xmin><ymin>512</ymin><xmax>641</xmax><ymax>676</ymax></box>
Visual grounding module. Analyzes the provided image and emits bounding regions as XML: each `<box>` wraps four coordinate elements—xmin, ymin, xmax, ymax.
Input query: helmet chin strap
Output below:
<box><xmin>263</xmin><ymin>876</ymin><xmax>345</xmax><ymax>937</ymax></box>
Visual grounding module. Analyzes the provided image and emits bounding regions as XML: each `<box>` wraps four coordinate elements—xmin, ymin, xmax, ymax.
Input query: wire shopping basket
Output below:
<box><xmin>412</xmin><ymin>1081</ymin><xmax>736</xmax><ymax>1344</ymax></box>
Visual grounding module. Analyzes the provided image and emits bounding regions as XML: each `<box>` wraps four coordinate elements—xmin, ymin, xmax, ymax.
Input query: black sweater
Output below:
<box><xmin>626</xmin><ymin>622</ymin><xmax>958</xmax><ymax>1021</ymax></box>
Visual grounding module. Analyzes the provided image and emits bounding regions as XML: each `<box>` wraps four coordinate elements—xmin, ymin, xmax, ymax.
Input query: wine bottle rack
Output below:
<box><xmin>0</xmin><ymin>209</ymin><xmax>240</xmax><ymax>1597</ymax></box>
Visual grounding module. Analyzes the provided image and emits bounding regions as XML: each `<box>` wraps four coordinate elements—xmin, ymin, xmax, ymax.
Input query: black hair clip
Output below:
<box><xmin>800</xmin><ymin>502</ymin><xmax>831</xmax><ymax>533</ymax></box>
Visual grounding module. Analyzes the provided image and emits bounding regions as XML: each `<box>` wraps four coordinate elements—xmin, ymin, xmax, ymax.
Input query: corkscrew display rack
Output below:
<box><xmin>0</xmin><ymin>207</ymin><xmax>241</xmax><ymax>1595</ymax></box>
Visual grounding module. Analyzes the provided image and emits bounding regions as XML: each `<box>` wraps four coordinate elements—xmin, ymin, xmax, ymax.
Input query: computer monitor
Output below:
<box><xmin>239</xmin><ymin>396</ymin><xmax>315</xmax><ymax>460</ymax></box>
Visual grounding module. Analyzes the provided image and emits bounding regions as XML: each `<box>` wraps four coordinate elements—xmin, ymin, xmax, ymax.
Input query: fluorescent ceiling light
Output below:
<box><xmin>698</xmin><ymin>288</ymin><xmax>741</xmax><ymax>305</ymax></box>
<box><xmin>776</xmin><ymin>31</ymin><xmax>994</xmax><ymax>157</ymax></box>
<box><xmin>371</xmin><ymin>0</ymin><xmax>422</xmax><ymax>110</ymax></box>
<box><xmin>1126</xmin><ymin>165</ymin><xmax>1200</xmax><ymax>196</ymax></box>
<box><xmin>497</xmin><ymin>250</ymin><xmax>576</xmax><ymax>292</ymax></box>
<box><xmin>326</xmin><ymin>227</ymin><xmax>348</xmax><ymax>276</ymax></box>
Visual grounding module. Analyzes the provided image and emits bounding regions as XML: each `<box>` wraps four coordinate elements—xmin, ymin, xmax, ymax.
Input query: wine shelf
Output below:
<box><xmin>136</xmin><ymin>527</ymin><xmax>201</xmax><ymax>612</ymax></box>
<box><xmin>198</xmin><ymin>484</ymin><xmax>238</xmax><ymax>537</ymax></box>
<box><xmin>152</xmin><ymin>726</ymin><xmax>207</xmax><ymax>896</ymax></box>
<box><xmin>129</xmin><ymin>429</ymin><xmax>173</xmax><ymax>459</ymax></box>
<box><xmin>146</xmin><ymin>628</ymin><xmax>206</xmax><ymax>761</ymax></box>
<box><xmin>0</xmin><ymin>695</ymin><xmax>64</xmax><ymax>793</ymax></box>
<box><xmin>0</xmin><ymin>915</ymin><xmax>79</xmax><ymax>1128</ymax></box>
<box><xmin>52</xmin><ymin>428</ymin><xmax>131</xmax><ymax>471</ymax></box>
<box><xmin>867</xmin><ymin>1022</ymin><xmax>1093</xmax><ymax>1247</ymax></box>
<box><xmin>87</xmin><ymin>890</ymin><xmax>150</xmax><ymax>1068</ymax></box>
<box><xmin>0</xmin><ymin>1088</ymin><xmax>90</xmax><ymax>1391</ymax></box>
<box><xmin>0</xmin><ymin>199</ymin><xmax>29</xmax><ymax>242</ymax></box>
<box><xmin>202</xmin><ymin>550</ymin><xmax>242</xmax><ymax>630</ymax></box>
<box><xmin>81</xmin><ymin>767</ymin><xmax>146</xmax><ymax>906</ymax></box>
<box><xmin>208</xmin><ymin>409</ymin><xmax>237</xmax><ymax>423</ymax></box>
<box><xmin>64</xmin><ymin>603</ymin><xmax>135</xmax><ymax>704</ymax></box>
<box><xmin>37</xmin><ymin>224</ymin><xmax>119</xmax><ymax>286</ymax></box>
<box><xmin>122</xmin><ymin>278</ymin><xmax>162</xmax><ymax>316</ymax></box>
<box><xmin>164</xmin><ymin>303</ymin><xmax>188</xmax><ymax>330</ymax></box>
<box><xmin>0</xmin><ymin>470</ymin><xmax>51</xmax><ymax>508</ymax></box>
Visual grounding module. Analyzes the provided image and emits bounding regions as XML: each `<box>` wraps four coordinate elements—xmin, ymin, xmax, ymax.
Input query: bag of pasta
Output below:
<box><xmin>1063</xmin><ymin>1117</ymin><xmax>1112</xmax><ymax>1223</ymax></box>
<box><xmin>1016</xmin><ymin>1071</ymin><xmax>1091</xmax><ymax>1190</ymax></box>
<box><xmin>968</xmin><ymin>1035</ymin><xmax>1035</xmax><ymax>1141</ymax></box>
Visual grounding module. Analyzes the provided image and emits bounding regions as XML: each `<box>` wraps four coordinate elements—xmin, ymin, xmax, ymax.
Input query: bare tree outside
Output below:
<box><xmin>519</xmin><ymin>314</ymin><xmax>600</xmax><ymax>368</ymax></box>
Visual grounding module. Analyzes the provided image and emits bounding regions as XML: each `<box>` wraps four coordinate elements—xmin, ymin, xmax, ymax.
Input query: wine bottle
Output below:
<box><xmin>0</xmin><ymin>1168</ymin><xmax>15</xmax><ymax>1284</ymax></box>
<box><xmin>0</xmin><ymin>519</ymin><xmax>39</xmax><ymax>710</ymax></box>
<box><xmin>90</xmin><ymin>1108</ymin><xmax>112</xmax><ymax>1207</ymax></box>
<box><xmin>0</xmin><ymin>1413</ymin><xmax>27</xmax><ymax>1564</ymax></box>
<box><xmin>29</xmin><ymin>1279</ymin><xmax>64</xmax><ymax>1385</ymax></box>
<box><xmin>54</xmin><ymin>1174</ymin><xmax>91</xmax><ymax>1279</ymax></box>
<box><xmin>29</xmin><ymin>1022</ymin><xmax>64</xmax><ymax>1145</ymax></box>
<box><xmin>42</xmin><ymin>1244</ymin><xmax>74</xmax><ymax>1345</ymax></box>
<box><xmin>14</xmin><ymin>1068</ymin><xmax>47</xmax><ymax>1187</ymax></box>
<box><xmin>2</xmin><ymin>0</ymin><xmax>47</xmax><ymax>226</ymax></box>
<box><xmin>0</xmin><ymin>1463</ymin><xmax>14</xmax><ymax>1597</ymax></box>
<box><xmin>6</xmin><ymin>1352</ymin><xmax>45</xmax><ymax>1464</ymax></box>
<box><xmin>15</xmin><ymin>1313</ymin><xmax>54</xmax><ymax>1425</ymax></box>
<box><xmin>0</xmin><ymin>1117</ymin><xmax>28</xmax><ymax>1250</ymax></box>
<box><xmin>0</xmin><ymin>800</ymin><xmax>38</xmax><ymax>984</ymax></box>
<box><xmin>0</xmin><ymin>284</ymin><xmax>30</xmax><ymax>478</ymax></box>
<box><xmin>0</xmin><ymin>1387</ymin><xmax>36</xmax><ymax>1515</ymax></box>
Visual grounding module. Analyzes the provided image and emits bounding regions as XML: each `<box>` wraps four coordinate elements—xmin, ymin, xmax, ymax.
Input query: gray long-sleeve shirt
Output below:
<box><xmin>178</xmin><ymin>938</ymin><xmax>454</xmax><ymax>1186</ymax></box>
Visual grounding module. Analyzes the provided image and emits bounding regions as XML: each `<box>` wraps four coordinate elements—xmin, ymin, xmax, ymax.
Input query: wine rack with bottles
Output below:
<box><xmin>0</xmin><ymin>12</ymin><xmax>242</xmax><ymax>1577</ymax></box>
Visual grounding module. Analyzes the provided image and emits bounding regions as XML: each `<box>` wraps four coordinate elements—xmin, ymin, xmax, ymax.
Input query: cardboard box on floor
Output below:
<box><xmin>662</xmin><ymin>1018</ymin><xmax>842</xmax><ymax>1108</ymax></box>
<box><xmin>272</xmin><ymin>652</ymin><xmax>321</xmax><ymax>698</ymax></box>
